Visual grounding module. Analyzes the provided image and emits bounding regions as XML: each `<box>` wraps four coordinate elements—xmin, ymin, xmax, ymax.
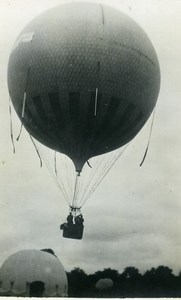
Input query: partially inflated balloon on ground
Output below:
<box><xmin>96</xmin><ymin>278</ymin><xmax>114</xmax><ymax>290</ymax></box>
<box><xmin>0</xmin><ymin>249</ymin><xmax>68</xmax><ymax>297</ymax></box>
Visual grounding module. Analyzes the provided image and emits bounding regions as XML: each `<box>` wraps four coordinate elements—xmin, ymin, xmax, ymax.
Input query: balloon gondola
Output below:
<box><xmin>7</xmin><ymin>3</ymin><xmax>160</xmax><ymax>239</ymax></box>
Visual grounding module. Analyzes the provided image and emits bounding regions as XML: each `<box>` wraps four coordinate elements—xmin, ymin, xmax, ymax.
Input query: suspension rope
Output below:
<box><xmin>78</xmin><ymin>154</ymin><xmax>105</xmax><ymax>204</ymax></box>
<box><xmin>80</xmin><ymin>143</ymin><xmax>130</xmax><ymax>207</ymax></box>
<box><xmin>65</xmin><ymin>156</ymin><xmax>75</xmax><ymax>198</ymax></box>
<box><xmin>55</xmin><ymin>154</ymin><xmax>72</xmax><ymax>201</ymax></box>
<box><xmin>8</xmin><ymin>97</ymin><xmax>15</xmax><ymax>153</ymax></box>
<box><xmin>29</xmin><ymin>135</ymin><xmax>42</xmax><ymax>167</ymax></box>
<box><xmin>84</xmin><ymin>154</ymin><xmax>110</xmax><ymax>199</ymax></box>
<box><xmin>61</xmin><ymin>155</ymin><xmax>74</xmax><ymax>200</ymax></box>
<box><xmin>43</xmin><ymin>149</ymin><xmax>71</xmax><ymax>205</ymax></box>
<box><xmin>140</xmin><ymin>107</ymin><xmax>156</xmax><ymax>167</ymax></box>
<box><xmin>79</xmin><ymin>155</ymin><xmax>113</xmax><ymax>207</ymax></box>
<box><xmin>80</xmin><ymin>152</ymin><xmax>122</xmax><ymax>206</ymax></box>
<box><xmin>71</xmin><ymin>172</ymin><xmax>81</xmax><ymax>209</ymax></box>
<box><xmin>29</xmin><ymin>138</ymin><xmax>71</xmax><ymax>205</ymax></box>
<box><xmin>84</xmin><ymin>152</ymin><xmax>116</xmax><ymax>196</ymax></box>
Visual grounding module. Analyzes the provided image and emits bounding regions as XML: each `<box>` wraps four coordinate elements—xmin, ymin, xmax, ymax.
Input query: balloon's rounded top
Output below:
<box><xmin>8</xmin><ymin>3</ymin><xmax>160</xmax><ymax>172</ymax></box>
<box><xmin>96</xmin><ymin>278</ymin><xmax>114</xmax><ymax>290</ymax></box>
<box><xmin>0</xmin><ymin>249</ymin><xmax>68</xmax><ymax>297</ymax></box>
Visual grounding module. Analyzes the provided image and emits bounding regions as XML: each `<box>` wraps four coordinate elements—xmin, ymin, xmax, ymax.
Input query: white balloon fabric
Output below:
<box><xmin>95</xmin><ymin>278</ymin><xmax>114</xmax><ymax>290</ymax></box>
<box><xmin>0</xmin><ymin>249</ymin><xmax>68</xmax><ymax>297</ymax></box>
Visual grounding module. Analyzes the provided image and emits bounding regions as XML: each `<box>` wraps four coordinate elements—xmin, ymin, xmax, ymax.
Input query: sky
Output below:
<box><xmin>0</xmin><ymin>0</ymin><xmax>181</xmax><ymax>276</ymax></box>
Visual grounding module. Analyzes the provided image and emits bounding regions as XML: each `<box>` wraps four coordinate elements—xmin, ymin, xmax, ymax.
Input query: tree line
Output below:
<box><xmin>67</xmin><ymin>266</ymin><xmax>181</xmax><ymax>297</ymax></box>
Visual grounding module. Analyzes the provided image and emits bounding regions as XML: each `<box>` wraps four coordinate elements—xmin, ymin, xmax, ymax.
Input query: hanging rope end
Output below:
<box><xmin>9</xmin><ymin>96</ymin><xmax>16</xmax><ymax>153</ymax></box>
<box><xmin>54</xmin><ymin>151</ymin><xmax>58</xmax><ymax>178</ymax></box>
<box><xmin>139</xmin><ymin>106</ymin><xmax>157</xmax><ymax>167</ymax></box>
<box><xmin>87</xmin><ymin>160</ymin><xmax>92</xmax><ymax>168</ymax></box>
<box><xmin>139</xmin><ymin>146</ymin><xmax>148</xmax><ymax>167</ymax></box>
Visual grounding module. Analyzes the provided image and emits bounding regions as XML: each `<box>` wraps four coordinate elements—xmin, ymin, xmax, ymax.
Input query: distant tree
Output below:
<box><xmin>70</xmin><ymin>267</ymin><xmax>85</xmax><ymax>275</ymax></box>
<box><xmin>66</xmin><ymin>265</ymin><xmax>181</xmax><ymax>298</ymax></box>
<box><xmin>121</xmin><ymin>266</ymin><xmax>141</xmax><ymax>280</ymax></box>
<box><xmin>175</xmin><ymin>270</ymin><xmax>181</xmax><ymax>297</ymax></box>
<box><xmin>144</xmin><ymin>267</ymin><xmax>156</xmax><ymax>278</ymax></box>
<box><xmin>142</xmin><ymin>268</ymin><xmax>157</xmax><ymax>296</ymax></box>
<box><xmin>143</xmin><ymin>267</ymin><xmax>157</xmax><ymax>283</ymax></box>
<box><xmin>67</xmin><ymin>267</ymin><xmax>88</xmax><ymax>297</ymax></box>
<box><xmin>94</xmin><ymin>268</ymin><xmax>119</xmax><ymax>281</ymax></box>
<box><xmin>154</xmin><ymin>265</ymin><xmax>173</xmax><ymax>279</ymax></box>
<box><xmin>143</xmin><ymin>266</ymin><xmax>176</xmax><ymax>297</ymax></box>
<box><xmin>117</xmin><ymin>266</ymin><xmax>142</xmax><ymax>297</ymax></box>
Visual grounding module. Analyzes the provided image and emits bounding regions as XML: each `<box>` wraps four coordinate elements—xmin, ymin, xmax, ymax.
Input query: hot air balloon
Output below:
<box><xmin>96</xmin><ymin>278</ymin><xmax>114</xmax><ymax>290</ymax></box>
<box><xmin>8</xmin><ymin>3</ymin><xmax>160</xmax><ymax>239</ymax></box>
<box><xmin>0</xmin><ymin>249</ymin><xmax>68</xmax><ymax>297</ymax></box>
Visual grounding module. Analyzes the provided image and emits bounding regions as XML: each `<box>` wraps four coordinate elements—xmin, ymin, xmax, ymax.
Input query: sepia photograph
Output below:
<box><xmin>0</xmin><ymin>0</ymin><xmax>181</xmax><ymax>297</ymax></box>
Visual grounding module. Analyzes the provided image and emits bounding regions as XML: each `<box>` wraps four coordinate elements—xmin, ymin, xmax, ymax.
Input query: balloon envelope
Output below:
<box><xmin>0</xmin><ymin>249</ymin><xmax>68</xmax><ymax>297</ymax></box>
<box><xmin>96</xmin><ymin>278</ymin><xmax>114</xmax><ymax>290</ymax></box>
<box><xmin>8</xmin><ymin>3</ymin><xmax>160</xmax><ymax>172</ymax></box>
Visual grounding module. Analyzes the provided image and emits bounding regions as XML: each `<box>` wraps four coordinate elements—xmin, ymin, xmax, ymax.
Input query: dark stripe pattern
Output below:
<box><xmin>22</xmin><ymin>89</ymin><xmax>145</xmax><ymax>169</ymax></box>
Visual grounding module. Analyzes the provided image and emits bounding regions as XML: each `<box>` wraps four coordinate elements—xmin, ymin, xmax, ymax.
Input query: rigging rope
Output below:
<box><xmin>71</xmin><ymin>172</ymin><xmax>81</xmax><ymax>209</ymax></box>
<box><xmin>80</xmin><ymin>151</ymin><xmax>118</xmax><ymax>205</ymax></box>
<box><xmin>80</xmin><ymin>143</ymin><xmax>130</xmax><ymax>207</ymax></box>
<box><xmin>62</xmin><ymin>155</ymin><xmax>74</xmax><ymax>200</ymax></box>
<box><xmin>64</xmin><ymin>155</ymin><xmax>75</xmax><ymax>199</ymax></box>
<box><xmin>36</xmin><ymin>144</ymin><xmax>71</xmax><ymax>206</ymax></box>
<box><xmin>29</xmin><ymin>135</ymin><xmax>42</xmax><ymax>168</ymax></box>
<box><xmin>78</xmin><ymin>154</ymin><xmax>105</xmax><ymax>204</ymax></box>
<box><xmin>140</xmin><ymin>107</ymin><xmax>156</xmax><ymax>167</ymax></box>
<box><xmin>8</xmin><ymin>97</ymin><xmax>15</xmax><ymax>154</ymax></box>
